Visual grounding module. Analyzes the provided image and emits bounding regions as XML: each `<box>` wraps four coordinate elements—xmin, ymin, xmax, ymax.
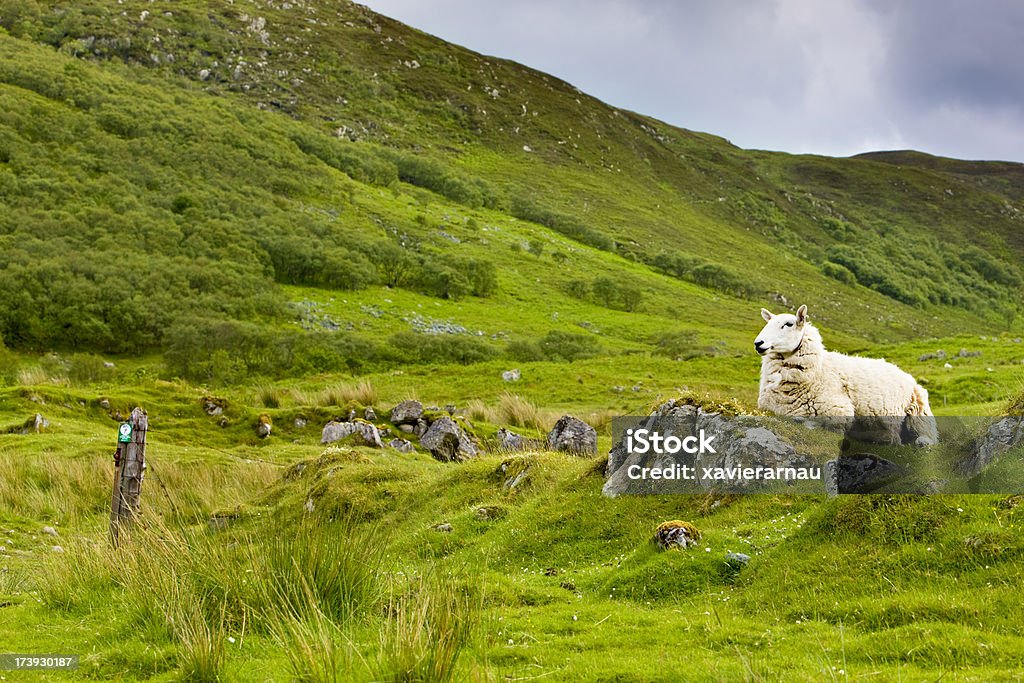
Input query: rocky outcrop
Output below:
<box><xmin>420</xmin><ymin>417</ymin><xmax>477</xmax><ymax>462</ymax></box>
<box><xmin>603</xmin><ymin>399</ymin><xmax>826</xmax><ymax>497</ymax></box>
<box><xmin>321</xmin><ymin>420</ymin><xmax>384</xmax><ymax>448</ymax></box>
<box><xmin>824</xmin><ymin>453</ymin><xmax>908</xmax><ymax>495</ymax></box>
<box><xmin>502</xmin><ymin>369</ymin><xmax>521</xmax><ymax>382</ymax></box>
<box><xmin>546</xmin><ymin>415</ymin><xmax>597</xmax><ymax>455</ymax></box>
<box><xmin>958</xmin><ymin>416</ymin><xmax>1024</xmax><ymax>477</ymax></box>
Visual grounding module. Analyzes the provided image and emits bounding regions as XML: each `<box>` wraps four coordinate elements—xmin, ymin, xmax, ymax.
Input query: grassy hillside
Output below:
<box><xmin>1</xmin><ymin>1</ymin><xmax>1024</xmax><ymax>680</ymax></box>
<box><xmin>1</xmin><ymin>0</ymin><xmax>1023</xmax><ymax>364</ymax></box>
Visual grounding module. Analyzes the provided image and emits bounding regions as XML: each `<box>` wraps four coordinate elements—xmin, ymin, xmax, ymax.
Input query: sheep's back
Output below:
<box><xmin>824</xmin><ymin>351</ymin><xmax>918</xmax><ymax>415</ymax></box>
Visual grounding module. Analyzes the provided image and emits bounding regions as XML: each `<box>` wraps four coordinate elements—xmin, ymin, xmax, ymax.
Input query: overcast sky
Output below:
<box><xmin>365</xmin><ymin>0</ymin><xmax>1024</xmax><ymax>163</ymax></box>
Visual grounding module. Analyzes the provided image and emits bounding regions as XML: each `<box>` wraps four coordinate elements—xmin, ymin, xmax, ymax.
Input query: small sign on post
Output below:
<box><xmin>109</xmin><ymin>407</ymin><xmax>147</xmax><ymax>547</ymax></box>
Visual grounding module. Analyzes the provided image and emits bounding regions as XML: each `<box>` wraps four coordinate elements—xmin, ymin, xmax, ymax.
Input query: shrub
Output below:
<box><xmin>652</xmin><ymin>330</ymin><xmax>701</xmax><ymax>360</ymax></box>
<box><xmin>822</xmin><ymin>260</ymin><xmax>856</xmax><ymax>285</ymax></box>
<box><xmin>564</xmin><ymin>279</ymin><xmax>590</xmax><ymax>300</ymax></box>
<box><xmin>388</xmin><ymin>332</ymin><xmax>497</xmax><ymax>365</ymax></box>
<box><xmin>537</xmin><ymin>330</ymin><xmax>599</xmax><ymax>362</ymax></box>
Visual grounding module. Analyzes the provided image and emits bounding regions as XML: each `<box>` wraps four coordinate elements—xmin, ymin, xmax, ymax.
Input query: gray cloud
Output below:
<box><xmin>366</xmin><ymin>0</ymin><xmax>1024</xmax><ymax>162</ymax></box>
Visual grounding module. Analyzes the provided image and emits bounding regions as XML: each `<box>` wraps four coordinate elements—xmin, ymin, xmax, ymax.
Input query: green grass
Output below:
<box><xmin>0</xmin><ymin>0</ymin><xmax>1023</xmax><ymax>679</ymax></box>
<box><xmin>1</xmin><ymin>362</ymin><xmax>1023</xmax><ymax>680</ymax></box>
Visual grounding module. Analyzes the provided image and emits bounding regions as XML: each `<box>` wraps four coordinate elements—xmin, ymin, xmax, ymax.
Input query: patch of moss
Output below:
<box><xmin>1007</xmin><ymin>390</ymin><xmax>1024</xmax><ymax>416</ymax></box>
<box><xmin>652</xmin><ymin>390</ymin><xmax>751</xmax><ymax>417</ymax></box>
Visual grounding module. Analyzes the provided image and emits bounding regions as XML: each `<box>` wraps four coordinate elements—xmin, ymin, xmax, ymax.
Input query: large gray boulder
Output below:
<box><xmin>603</xmin><ymin>404</ymin><xmax>828</xmax><ymax>497</ymax></box>
<box><xmin>420</xmin><ymin>417</ymin><xmax>477</xmax><ymax>462</ymax></box>
<box><xmin>321</xmin><ymin>420</ymin><xmax>384</xmax><ymax>448</ymax></box>
<box><xmin>390</xmin><ymin>400</ymin><xmax>424</xmax><ymax>425</ymax></box>
<box><xmin>546</xmin><ymin>415</ymin><xmax>597</xmax><ymax>456</ymax></box>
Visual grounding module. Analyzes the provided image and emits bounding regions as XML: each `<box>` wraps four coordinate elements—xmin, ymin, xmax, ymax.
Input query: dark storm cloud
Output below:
<box><xmin>873</xmin><ymin>0</ymin><xmax>1024</xmax><ymax>110</ymax></box>
<box><xmin>365</xmin><ymin>0</ymin><xmax>1024</xmax><ymax>162</ymax></box>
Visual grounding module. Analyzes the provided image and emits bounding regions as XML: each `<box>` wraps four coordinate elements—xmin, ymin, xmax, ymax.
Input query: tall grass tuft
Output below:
<box><xmin>15</xmin><ymin>365</ymin><xmax>50</xmax><ymax>386</ymax></box>
<box><xmin>250</xmin><ymin>517</ymin><xmax>386</xmax><ymax>625</ymax></box>
<box><xmin>373</xmin><ymin>575</ymin><xmax>478</xmax><ymax>683</ymax></box>
<box><xmin>464</xmin><ymin>399</ymin><xmax>494</xmax><ymax>424</ymax></box>
<box><xmin>318</xmin><ymin>379</ymin><xmax>378</xmax><ymax>407</ymax></box>
<box><xmin>268</xmin><ymin>582</ymin><xmax>356</xmax><ymax>683</ymax></box>
<box><xmin>498</xmin><ymin>393</ymin><xmax>547</xmax><ymax>432</ymax></box>
<box><xmin>254</xmin><ymin>383</ymin><xmax>284</xmax><ymax>408</ymax></box>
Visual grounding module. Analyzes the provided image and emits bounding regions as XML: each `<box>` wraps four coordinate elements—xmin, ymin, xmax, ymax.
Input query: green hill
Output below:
<box><xmin>2</xmin><ymin>2</ymin><xmax>1024</xmax><ymax>680</ymax></box>
<box><xmin>1</xmin><ymin>0</ymin><xmax>1023</xmax><ymax>366</ymax></box>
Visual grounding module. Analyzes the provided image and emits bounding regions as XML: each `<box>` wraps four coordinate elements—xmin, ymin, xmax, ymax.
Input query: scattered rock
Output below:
<box><xmin>20</xmin><ymin>414</ymin><xmax>49</xmax><ymax>434</ymax></box>
<box><xmin>257</xmin><ymin>414</ymin><xmax>272</xmax><ymax>438</ymax></box>
<box><xmin>431</xmin><ymin>522</ymin><xmax>453</xmax><ymax>533</ymax></box>
<box><xmin>654</xmin><ymin>520</ymin><xmax>701</xmax><ymax>550</ymax></box>
<box><xmin>103</xmin><ymin>361</ymin><xmax>115</xmax><ymax>368</ymax></box>
<box><xmin>294</xmin><ymin>417</ymin><xmax>307</xmax><ymax>429</ymax></box>
<box><xmin>399</xmin><ymin>424</ymin><xmax>415</xmax><ymax>433</ymax></box>
<box><xmin>545</xmin><ymin>415</ymin><xmax>597</xmax><ymax>456</ymax></box>
<box><xmin>498</xmin><ymin>457</ymin><xmax>532</xmax><ymax>490</ymax></box>
<box><xmin>42</xmin><ymin>526</ymin><xmax>58</xmax><ymax>537</ymax></box>
<box><xmin>420</xmin><ymin>417</ymin><xmax>477</xmax><ymax>461</ymax></box>
<box><xmin>99</xmin><ymin>398</ymin><xmax>111</xmax><ymax>410</ymax></box>
<box><xmin>944</xmin><ymin>362</ymin><xmax>954</xmax><ymax>369</ymax></box>
<box><xmin>364</xmin><ymin>407</ymin><xmax>377</xmax><ymax>421</ymax></box>
<box><xmin>919</xmin><ymin>350</ymin><xmax>947</xmax><ymax>361</ymax></box>
<box><xmin>304</xmin><ymin>498</ymin><xmax>315</xmax><ymax>514</ymax></box>
<box><xmin>474</xmin><ymin>505</ymin><xmax>506</xmax><ymax>521</ymax></box>
<box><xmin>198</xmin><ymin>68</ymin><xmax>211</xmax><ymax>81</ymax></box>
<box><xmin>387</xmin><ymin>438</ymin><xmax>414</xmax><ymax>453</ymax></box>
<box><xmin>496</xmin><ymin>428</ymin><xmax>537</xmax><ymax>452</ymax></box>
<box><xmin>958</xmin><ymin>348</ymin><xmax>982</xmax><ymax>358</ymax></box>
<box><xmin>390</xmin><ymin>400</ymin><xmax>424</xmax><ymax>425</ymax></box>
<box><xmin>413</xmin><ymin>419</ymin><xmax>429</xmax><ymax>437</ymax></box>
<box><xmin>321</xmin><ymin>420</ymin><xmax>384</xmax><ymax>448</ymax></box>
<box><xmin>202</xmin><ymin>396</ymin><xmax>226</xmax><ymax>416</ymax></box>
<box><xmin>502</xmin><ymin>369</ymin><xmax>521</xmax><ymax>382</ymax></box>
<box><xmin>51</xmin><ymin>545</ymin><xmax>64</xmax><ymax>553</ymax></box>
<box><xmin>725</xmin><ymin>551</ymin><xmax>751</xmax><ymax>566</ymax></box>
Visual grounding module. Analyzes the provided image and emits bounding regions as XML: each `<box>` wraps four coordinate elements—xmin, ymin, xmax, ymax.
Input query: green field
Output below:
<box><xmin>2</xmin><ymin>0</ymin><xmax>1024</xmax><ymax>680</ymax></box>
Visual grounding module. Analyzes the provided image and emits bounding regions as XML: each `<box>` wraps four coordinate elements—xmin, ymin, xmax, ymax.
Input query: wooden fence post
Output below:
<box><xmin>109</xmin><ymin>407</ymin><xmax>148</xmax><ymax>547</ymax></box>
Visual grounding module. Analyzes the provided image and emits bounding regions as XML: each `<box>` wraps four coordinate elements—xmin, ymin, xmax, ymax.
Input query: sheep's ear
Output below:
<box><xmin>760</xmin><ymin>308</ymin><xmax>773</xmax><ymax>322</ymax></box>
<box><xmin>796</xmin><ymin>305</ymin><xmax>808</xmax><ymax>324</ymax></box>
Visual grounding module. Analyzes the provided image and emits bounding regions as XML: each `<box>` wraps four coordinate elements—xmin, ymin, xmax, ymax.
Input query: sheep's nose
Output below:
<box><xmin>754</xmin><ymin>340</ymin><xmax>765</xmax><ymax>351</ymax></box>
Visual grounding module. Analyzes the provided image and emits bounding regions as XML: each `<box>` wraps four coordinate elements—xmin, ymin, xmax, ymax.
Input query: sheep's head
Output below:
<box><xmin>754</xmin><ymin>305</ymin><xmax>807</xmax><ymax>356</ymax></box>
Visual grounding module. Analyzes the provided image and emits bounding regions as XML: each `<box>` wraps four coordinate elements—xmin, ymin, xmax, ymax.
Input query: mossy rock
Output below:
<box><xmin>654</xmin><ymin>520</ymin><xmax>702</xmax><ymax>550</ymax></box>
<box><xmin>474</xmin><ymin>504</ymin><xmax>508</xmax><ymax>521</ymax></box>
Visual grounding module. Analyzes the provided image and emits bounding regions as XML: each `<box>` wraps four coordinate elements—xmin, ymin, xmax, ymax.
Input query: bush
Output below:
<box><xmin>652</xmin><ymin>330</ymin><xmax>702</xmax><ymax>360</ymax></box>
<box><xmin>537</xmin><ymin>330</ymin><xmax>600</xmax><ymax>362</ymax></box>
<box><xmin>506</xmin><ymin>340</ymin><xmax>545</xmax><ymax>362</ymax></box>
<box><xmin>821</xmin><ymin>260</ymin><xmax>856</xmax><ymax>285</ymax></box>
<box><xmin>510</xmin><ymin>196</ymin><xmax>614</xmax><ymax>251</ymax></box>
<box><xmin>387</xmin><ymin>332</ymin><xmax>497</xmax><ymax>365</ymax></box>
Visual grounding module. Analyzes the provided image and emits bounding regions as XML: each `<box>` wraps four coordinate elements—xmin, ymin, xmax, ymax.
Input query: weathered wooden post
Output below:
<box><xmin>109</xmin><ymin>407</ymin><xmax>148</xmax><ymax>546</ymax></box>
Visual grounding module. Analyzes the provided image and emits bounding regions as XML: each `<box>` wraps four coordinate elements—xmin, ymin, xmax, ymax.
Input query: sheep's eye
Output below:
<box><xmin>783</xmin><ymin>322</ymin><xmax>794</xmax><ymax>328</ymax></box>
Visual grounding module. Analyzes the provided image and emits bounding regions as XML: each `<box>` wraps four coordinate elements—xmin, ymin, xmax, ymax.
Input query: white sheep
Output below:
<box><xmin>755</xmin><ymin>305</ymin><xmax>937</xmax><ymax>445</ymax></box>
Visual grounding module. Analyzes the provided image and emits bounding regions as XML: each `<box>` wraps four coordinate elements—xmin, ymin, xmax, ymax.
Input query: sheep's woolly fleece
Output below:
<box><xmin>754</xmin><ymin>305</ymin><xmax>936</xmax><ymax>445</ymax></box>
